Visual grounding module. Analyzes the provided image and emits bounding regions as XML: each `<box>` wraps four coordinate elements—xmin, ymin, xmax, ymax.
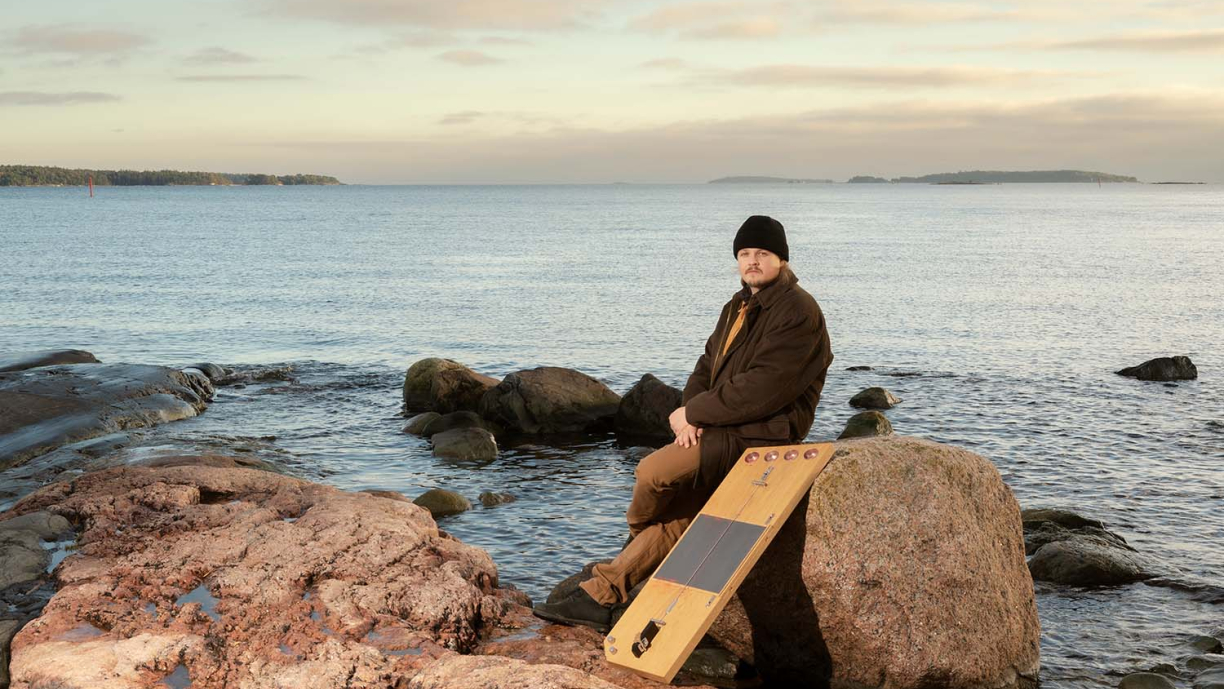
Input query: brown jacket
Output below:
<box><xmin>682</xmin><ymin>265</ymin><xmax>834</xmax><ymax>489</ymax></box>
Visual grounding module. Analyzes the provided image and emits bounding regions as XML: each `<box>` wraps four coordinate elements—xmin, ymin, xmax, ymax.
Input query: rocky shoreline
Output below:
<box><xmin>1</xmin><ymin>350</ymin><xmax>1218</xmax><ymax>688</ymax></box>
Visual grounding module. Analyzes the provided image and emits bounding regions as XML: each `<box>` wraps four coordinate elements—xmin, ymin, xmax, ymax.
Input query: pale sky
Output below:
<box><xmin>2</xmin><ymin>0</ymin><xmax>1223</xmax><ymax>183</ymax></box>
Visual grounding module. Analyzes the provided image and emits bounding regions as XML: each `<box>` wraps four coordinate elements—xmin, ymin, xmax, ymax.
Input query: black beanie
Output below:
<box><xmin>733</xmin><ymin>215</ymin><xmax>788</xmax><ymax>262</ymax></box>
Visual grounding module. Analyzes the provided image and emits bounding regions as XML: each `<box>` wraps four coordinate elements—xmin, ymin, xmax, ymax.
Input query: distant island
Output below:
<box><xmin>847</xmin><ymin>170</ymin><xmax>1139</xmax><ymax>184</ymax></box>
<box><xmin>0</xmin><ymin>165</ymin><xmax>342</xmax><ymax>187</ymax></box>
<box><xmin>709</xmin><ymin>176</ymin><xmax>834</xmax><ymax>184</ymax></box>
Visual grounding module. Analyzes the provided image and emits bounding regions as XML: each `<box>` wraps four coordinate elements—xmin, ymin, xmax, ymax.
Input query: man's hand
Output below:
<box><xmin>674</xmin><ymin>424</ymin><xmax>703</xmax><ymax>448</ymax></box>
<box><xmin>668</xmin><ymin>406</ymin><xmax>688</xmax><ymax>436</ymax></box>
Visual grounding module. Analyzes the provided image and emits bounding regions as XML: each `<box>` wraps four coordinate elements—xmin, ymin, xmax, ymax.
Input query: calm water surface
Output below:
<box><xmin>2</xmin><ymin>184</ymin><xmax>1222</xmax><ymax>687</ymax></box>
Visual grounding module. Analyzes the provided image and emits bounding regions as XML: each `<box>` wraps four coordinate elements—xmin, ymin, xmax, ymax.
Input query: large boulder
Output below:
<box><xmin>0</xmin><ymin>363</ymin><xmax>214</xmax><ymax>471</ymax></box>
<box><xmin>708</xmin><ymin>436</ymin><xmax>1040</xmax><ymax>689</ymax></box>
<box><xmin>2</xmin><ymin>460</ymin><xmax>521</xmax><ymax>687</ymax></box>
<box><xmin>1116</xmin><ymin>355</ymin><xmax>1197</xmax><ymax>381</ymax></box>
<box><xmin>403</xmin><ymin>359</ymin><xmax>499</xmax><ymax>414</ymax></box>
<box><xmin>0</xmin><ymin>349</ymin><xmax>100</xmax><ymax>372</ymax></box>
<box><xmin>478</xmin><ymin>367</ymin><xmax>621</xmax><ymax>434</ymax></box>
<box><xmin>614</xmin><ymin>374</ymin><xmax>682</xmax><ymax>439</ymax></box>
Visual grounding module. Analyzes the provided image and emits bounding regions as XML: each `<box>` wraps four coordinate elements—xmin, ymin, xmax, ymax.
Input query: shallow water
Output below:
<box><xmin>2</xmin><ymin>183</ymin><xmax>1222</xmax><ymax>686</ymax></box>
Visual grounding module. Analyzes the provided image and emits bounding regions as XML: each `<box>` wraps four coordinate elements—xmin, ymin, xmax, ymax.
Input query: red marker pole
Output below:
<box><xmin>88</xmin><ymin>174</ymin><xmax>94</xmax><ymax>198</ymax></box>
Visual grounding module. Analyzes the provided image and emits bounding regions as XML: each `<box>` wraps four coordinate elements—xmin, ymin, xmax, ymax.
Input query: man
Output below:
<box><xmin>533</xmin><ymin>215</ymin><xmax>834</xmax><ymax>632</ymax></box>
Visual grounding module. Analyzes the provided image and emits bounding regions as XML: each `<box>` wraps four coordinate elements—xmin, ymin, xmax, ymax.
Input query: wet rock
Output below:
<box><xmin>0</xmin><ymin>619</ymin><xmax>22</xmax><ymax>688</ymax></box>
<box><xmin>846</xmin><ymin>365</ymin><xmax>872</xmax><ymax>371</ymax></box>
<box><xmin>0</xmin><ymin>510</ymin><xmax>72</xmax><ymax>541</ymax></box>
<box><xmin>1190</xmin><ymin>635</ymin><xmax>1224</xmax><ymax>654</ymax></box>
<box><xmin>1028</xmin><ymin>535</ymin><xmax>1152</xmax><ymax>586</ymax></box>
<box><xmin>838</xmin><ymin>410</ymin><xmax>893</xmax><ymax>439</ymax></box>
<box><xmin>213</xmin><ymin>365</ymin><xmax>295</xmax><ymax>386</ymax></box>
<box><xmin>184</xmin><ymin>362</ymin><xmax>227</xmax><ymax>380</ymax></box>
<box><xmin>0</xmin><ymin>525</ymin><xmax>50</xmax><ymax>589</ymax></box>
<box><xmin>421</xmin><ymin>411</ymin><xmax>492</xmax><ymax>437</ymax></box>
<box><xmin>478</xmin><ymin>492</ymin><xmax>516</xmax><ymax>508</ymax></box>
<box><xmin>479</xmin><ymin>367</ymin><xmax>621</xmax><ymax>435</ymax></box>
<box><xmin>849</xmin><ymin>386</ymin><xmax>901</xmax><ymax>409</ymax></box>
<box><xmin>613</xmin><ymin>374</ymin><xmax>681</xmax><ymax>439</ymax></box>
<box><xmin>408</xmin><ymin>654</ymin><xmax>621</xmax><ymax>689</ymax></box>
<box><xmin>403</xmin><ymin>358</ymin><xmax>499</xmax><ymax>414</ymax></box>
<box><xmin>0</xmin><ymin>363</ymin><xmax>214</xmax><ymax>471</ymax></box>
<box><xmin>0</xmin><ymin>349</ymin><xmax>99</xmax><ymax>372</ymax></box>
<box><xmin>404</xmin><ymin>412</ymin><xmax>442</xmax><ymax>435</ymax></box>
<box><xmin>1116</xmin><ymin>355</ymin><xmax>1197</xmax><ymax>381</ymax></box>
<box><xmin>1021</xmin><ymin>508</ymin><xmax>1133</xmax><ymax>555</ymax></box>
<box><xmin>1119</xmin><ymin>673</ymin><xmax>1177</xmax><ymax>689</ymax></box>
<box><xmin>1188</xmin><ymin>655</ymin><xmax>1224</xmax><ymax>672</ymax></box>
<box><xmin>708</xmin><ymin>436</ymin><xmax>1040</xmax><ymax>689</ymax></box>
<box><xmin>1195</xmin><ymin>666</ymin><xmax>1224</xmax><ymax>689</ymax></box>
<box><xmin>5</xmin><ymin>460</ymin><xmax>515</xmax><ymax>687</ymax></box>
<box><xmin>431</xmin><ymin>428</ymin><xmax>498</xmax><ymax>462</ymax></box>
<box><xmin>413</xmin><ymin>488</ymin><xmax>473</xmax><ymax>517</ymax></box>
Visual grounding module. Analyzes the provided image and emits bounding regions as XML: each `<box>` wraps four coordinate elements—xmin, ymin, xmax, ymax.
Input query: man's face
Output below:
<box><xmin>737</xmin><ymin>248</ymin><xmax>783</xmax><ymax>290</ymax></box>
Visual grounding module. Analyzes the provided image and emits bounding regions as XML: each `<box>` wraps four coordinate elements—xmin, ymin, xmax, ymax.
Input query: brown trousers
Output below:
<box><xmin>579</xmin><ymin>441</ymin><xmax>714</xmax><ymax>606</ymax></box>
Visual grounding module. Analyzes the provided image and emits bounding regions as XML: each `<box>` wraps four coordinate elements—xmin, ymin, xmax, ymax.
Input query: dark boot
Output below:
<box><xmin>532</xmin><ymin>586</ymin><xmax>613</xmax><ymax>633</ymax></box>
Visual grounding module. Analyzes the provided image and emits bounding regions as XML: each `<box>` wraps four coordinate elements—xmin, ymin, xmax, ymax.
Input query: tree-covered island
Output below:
<box><xmin>0</xmin><ymin>165</ymin><xmax>342</xmax><ymax>187</ymax></box>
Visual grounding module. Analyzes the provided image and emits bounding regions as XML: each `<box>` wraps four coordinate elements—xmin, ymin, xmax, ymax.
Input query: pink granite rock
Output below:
<box><xmin>708</xmin><ymin>435</ymin><xmax>1041</xmax><ymax>689</ymax></box>
<box><xmin>3</xmin><ymin>461</ymin><xmax>518</xmax><ymax>688</ymax></box>
<box><xmin>408</xmin><ymin>654</ymin><xmax>623</xmax><ymax>689</ymax></box>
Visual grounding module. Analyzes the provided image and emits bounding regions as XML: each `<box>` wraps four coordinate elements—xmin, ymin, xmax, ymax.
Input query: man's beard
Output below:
<box><xmin>742</xmin><ymin>271</ymin><xmax>776</xmax><ymax>288</ymax></box>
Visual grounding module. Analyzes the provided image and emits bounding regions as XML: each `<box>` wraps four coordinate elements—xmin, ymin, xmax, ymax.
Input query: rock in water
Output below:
<box><xmin>849</xmin><ymin>386</ymin><xmax>901</xmax><ymax>409</ymax></box>
<box><xmin>431</xmin><ymin>428</ymin><xmax>498</xmax><ymax>462</ymax></box>
<box><xmin>1118</xmin><ymin>672</ymin><xmax>1177</xmax><ymax>689</ymax></box>
<box><xmin>403</xmin><ymin>412</ymin><xmax>443</xmax><ymax>435</ymax></box>
<box><xmin>478</xmin><ymin>367</ymin><xmax>621</xmax><ymax>434</ymax></box>
<box><xmin>614</xmin><ymin>373</ymin><xmax>682</xmax><ymax>439</ymax></box>
<box><xmin>1116</xmin><ymin>355</ymin><xmax>1197</xmax><ymax>381</ymax></box>
<box><xmin>1028</xmin><ymin>536</ymin><xmax>1152</xmax><ymax>586</ymax></box>
<box><xmin>708</xmin><ymin>436</ymin><xmax>1040</xmax><ymax>689</ymax></box>
<box><xmin>413</xmin><ymin>488</ymin><xmax>473</xmax><ymax>517</ymax></box>
<box><xmin>0</xmin><ymin>363</ymin><xmax>214</xmax><ymax>471</ymax></box>
<box><xmin>838</xmin><ymin>410</ymin><xmax>893</xmax><ymax>439</ymax></box>
<box><xmin>403</xmin><ymin>358</ymin><xmax>499</xmax><ymax>414</ymax></box>
<box><xmin>0</xmin><ymin>349</ymin><xmax>100</xmax><ymax>372</ymax></box>
<box><xmin>421</xmin><ymin>411</ymin><xmax>492</xmax><ymax>437</ymax></box>
<box><xmin>478</xmin><ymin>492</ymin><xmax>516</xmax><ymax>507</ymax></box>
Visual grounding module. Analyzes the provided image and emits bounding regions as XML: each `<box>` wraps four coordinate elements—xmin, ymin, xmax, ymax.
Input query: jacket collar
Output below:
<box><xmin>736</xmin><ymin>265</ymin><xmax>797</xmax><ymax>311</ymax></box>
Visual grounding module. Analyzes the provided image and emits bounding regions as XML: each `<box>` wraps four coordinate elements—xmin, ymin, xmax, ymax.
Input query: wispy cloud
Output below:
<box><xmin>436</xmin><ymin>49</ymin><xmax>503</xmax><ymax>66</ymax></box>
<box><xmin>264</xmin><ymin>0</ymin><xmax>605</xmax><ymax>30</ymax></box>
<box><xmin>0</xmin><ymin>91</ymin><xmax>121</xmax><ymax>106</ymax></box>
<box><xmin>684</xmin><ymin>18</ymin><xmax>781</xmax><ymax>39</ymax></box>
<box><xmin>439</xmin><ymin>110</ymin><xmax>486</xmax><ymax>125</ymax></box>
<box><xmin>480</xmin><ymin>36</ymin><xmax>533</xmax><ymax>46</ymax></box>
<box><xmin>251</xmin><ymin>92</ymin><xmax>1224</xmax><ymax>183</ymax></box>
<box><xmin>640</xmin><ymin>57</ymin><xmax>688</xmax><ymax>70</ymax></box>
<box><xmin>1049</xmin><ymin>28</ymin><xmax>1224</xmax><ymax>53</ymax></box>
<box><xmin>685</xmin><ymin>64</ymin><xmax>1089</xmax><ymax>89</ymax></box>
<box><xmin>183</xmin><ymin>47</ymin><xmax>258</xmax><ymax>64</ymax></box>
<box><xmin>816</xmin><ymin>3</ymin><xmax>1022</xmax><ymax>25</ymax></box>
<box><xmin>5</xmin><ymin>24</ymin><xmax>150</xmax><ymax>62</ymax></box>
<box><xmin>629</xmin><ymin>2</ymin><xmax>791</xmax><ymax>38</ymax></box>
<box><xmin>176</xmin><ymin>74</ymin><xmax>306</xmax><ymax>82</ymax></box>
